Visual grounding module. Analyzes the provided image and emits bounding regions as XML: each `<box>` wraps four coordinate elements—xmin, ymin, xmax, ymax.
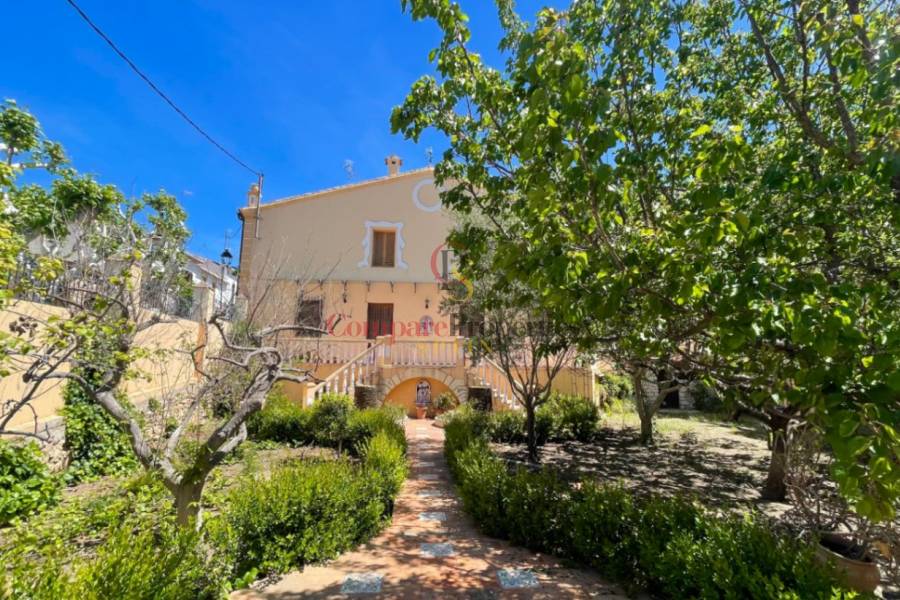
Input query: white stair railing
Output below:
<box><xmin>470</xmin><ymin>357</ymin><xmax>518</xmax><ymax>409</ymax></box>
<box><xmin>291</xmin><ymin>338</ymin><xmax>370</xmax><ymax>365</ymax></box>
<box><xmin>306</xmin><ymin>339</ymin><xmax>386</xmax><ymax>406</ymax></box>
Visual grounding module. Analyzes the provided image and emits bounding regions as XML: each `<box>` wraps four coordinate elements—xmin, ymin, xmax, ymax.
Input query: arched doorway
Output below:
<box><xmin>383</xmin><ymin>376</ymin><xmax>458</xmax><ymax>417</ymax></box>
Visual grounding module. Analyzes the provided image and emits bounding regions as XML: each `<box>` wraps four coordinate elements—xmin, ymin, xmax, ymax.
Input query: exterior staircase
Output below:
<box><xmin>292</xmin><ymin>335</ymin><xmax>520</xmax><ymax>410</ymax></box>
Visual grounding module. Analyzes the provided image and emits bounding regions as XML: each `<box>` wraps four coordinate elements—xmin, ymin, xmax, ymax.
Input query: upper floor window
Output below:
<box><xmin>358</xmin><ymin>221</ymin><xmax>408</xmax><ymax>270</ymax></box>
<box><xmin>371</xmin><ymin>230</ymin><xmax>396</xmax><ymax>267</ymax></box>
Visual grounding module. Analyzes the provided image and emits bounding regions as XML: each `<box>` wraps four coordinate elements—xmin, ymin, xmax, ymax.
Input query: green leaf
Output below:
<box><xmin>690</xmin><ymin>124</ymin><xmax>712</xmax><ymax>138</ymax></box>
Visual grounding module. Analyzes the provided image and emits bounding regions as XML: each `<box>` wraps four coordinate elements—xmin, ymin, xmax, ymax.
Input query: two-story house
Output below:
<box><xmin>237</xmin><ymin>156</ymin><xmax>595</xmax><ymax>416</ymax></box>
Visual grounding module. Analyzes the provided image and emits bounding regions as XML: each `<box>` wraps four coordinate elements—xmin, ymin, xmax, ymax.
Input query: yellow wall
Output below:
<box><xmin>383</xmin><ymin>377</ymin><xmax>456</xmax><ymax>417</ymax></box>
<box><xmin>240</xmin><ymin>168</ymin><xmax>452</xmax><ymax>286</ymax></box>
<box><xmin>0</xmin><ymin>299</ymin><xmax>202</xmax><ymax>430</ymax></box>
<box><xmin>264</xmin><ymin>279</ymin><xmax>456</xmax><ymax>343</ymax></box>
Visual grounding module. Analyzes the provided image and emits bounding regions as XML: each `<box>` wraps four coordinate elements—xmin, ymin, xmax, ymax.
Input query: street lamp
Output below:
<box><xmin>219</xmin><ymin>248</ymin><xmax>234</xmax><ymax>312</ymax></box>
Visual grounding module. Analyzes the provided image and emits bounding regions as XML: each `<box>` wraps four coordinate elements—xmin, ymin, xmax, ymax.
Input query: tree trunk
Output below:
<box><xmin>525</xmin><ymin>403</ymin><xmax>538</xmax><ymax>463</ymax></box>
<box><xmin>761</xmin><ymin>423</ymin><xmax>788</xmax><ymax>501</ymax></box>
<box><xmin>639</xmin><ymin>410</ymin><xmax>654</xmax><ymax>445</ymax></box>
<box><xmin>173</xmin><ymin>480</ymin><xmax>205</xmax><ymax>527</ymax></box>
<box><xmin>632</xmin><ymin>370</ymin><xmax>654</xmax><ymax>445</ymax></box>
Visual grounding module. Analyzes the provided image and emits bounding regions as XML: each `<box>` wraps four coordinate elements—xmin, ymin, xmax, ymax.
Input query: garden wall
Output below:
<box><xmin>0</xmin><ymin>292</ymin><xmax>214</xmax><ymax>432</ymax></box>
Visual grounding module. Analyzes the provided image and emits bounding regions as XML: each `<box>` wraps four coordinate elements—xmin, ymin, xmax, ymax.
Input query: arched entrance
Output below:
<box><xmin>383</xmin><ymin>377</ymin><xmax>456</xmax><ymax>417</ymax></box>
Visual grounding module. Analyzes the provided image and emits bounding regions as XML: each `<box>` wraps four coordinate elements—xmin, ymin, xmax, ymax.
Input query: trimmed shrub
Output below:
<box><xmin>308</xmin><ymin>393</ymin><xmax>355</xmax><ymax>451</ymax></box>
<box><xmin>442</xmin><ymin>411</ymin><xmax>858</xmax><ymax>599</ymax></box>
<box><xmin>541</xmin><ymin>393</ymin><xmax>600</xmax><ymax>442</ymax></box>
<box><xmin>221</xmin><ymin>433</ymin><xmax>406</xmax><ymax>576</ymax></box>
<box><xmin>459</xmin><ymin>394</ymin><xmax>599</xmax><ymax>447</ymax></box>
<box><xmin>248</xmin><ymin>391</ymin><xmax>404</xmax><ymax>457</ymax></box>
<box><xmin>247</xmin><ymin>389</ymin><xmax>310</xmax><ymax>444</ymax></box>
<box><xmin>487</xmin><ymin>410</ymin><xmax>525</xmax><ymax>443</ymax></box>
<box><xmin>348</xmin><ymin>407</ymin><xmax>406</xmax><ymax>454</ymax></box>
<box><xmin>358</xmin><ymin>430</ymin><xmax>408</xmax><ymax>515</ymax></box>
<box><xmin>0</xmin><ymin>440</ymin><xmax>60</xmax><ymax>525</ymax></box>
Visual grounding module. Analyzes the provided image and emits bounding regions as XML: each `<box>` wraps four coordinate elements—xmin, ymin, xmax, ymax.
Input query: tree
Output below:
<box><xmin>393</xmin><ymin>0</ymin><xmax>898</xmax><ymax>520</ymax></box>
<box><xmin>0</xmin><ymin>103</ymin><xmax>323</xmax><ymax>525</ymax></box>
<box><xmin>445</xmin><ymin>213</ymin><xmax>577</xmax><ymax>461</ymax></box>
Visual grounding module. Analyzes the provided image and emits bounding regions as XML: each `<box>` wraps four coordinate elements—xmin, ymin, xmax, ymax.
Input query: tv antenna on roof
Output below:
<box><xmin>343</xmin><ymin>159</ymin><xmax>355</xmax><ymax>179</ymax></box>
<box><xmin>425</xmin><ymin>147</ymin><xmax>434</xmax><ymax>165</ymax></box>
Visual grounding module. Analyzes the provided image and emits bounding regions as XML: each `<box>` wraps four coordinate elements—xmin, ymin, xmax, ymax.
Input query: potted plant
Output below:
<box><xmin>786</xmin><ymin>427</ymin><xmax>884</xmax><ymax>593</ymax></box>
<box><xmin>815</xmin><ymin>532</ymin><xmax>881</xmax><ymax>593</ymax></box>
<box><xmin>434</xmin><ymin>392</ymin><xmax>458</xmax><ymax>415</ymax></box>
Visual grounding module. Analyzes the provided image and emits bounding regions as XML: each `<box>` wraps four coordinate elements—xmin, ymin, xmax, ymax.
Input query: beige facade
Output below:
<box><xmin>237</xmin><ymin>157</ymin><xmax>596</xmax><ymax>415</ymax></box>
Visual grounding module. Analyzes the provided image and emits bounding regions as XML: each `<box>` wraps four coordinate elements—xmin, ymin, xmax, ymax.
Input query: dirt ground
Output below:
<box><xmin>492</xmin><ymin>409</ymin><xmax>789</xmax><ymax>515</ymax></box>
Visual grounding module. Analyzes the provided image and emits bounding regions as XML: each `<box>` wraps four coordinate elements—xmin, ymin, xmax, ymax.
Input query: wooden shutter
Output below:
<box><xmin>372</xmin><ymin>230</ymin><xmax>396</xmax><ymax>267</ymax></box>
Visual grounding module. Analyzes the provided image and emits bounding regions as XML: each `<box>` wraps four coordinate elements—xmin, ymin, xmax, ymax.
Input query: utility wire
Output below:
<box><xmin>65</xmin><ymin>0</ymin><xmax>263</xmax><ymax>178</ymax></box>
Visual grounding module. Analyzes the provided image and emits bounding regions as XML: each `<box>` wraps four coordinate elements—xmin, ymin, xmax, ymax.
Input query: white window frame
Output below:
<box><xmin>358</xmin><ymin>221</ymin><xmax>408</xmax><ymax>269</ymax></box>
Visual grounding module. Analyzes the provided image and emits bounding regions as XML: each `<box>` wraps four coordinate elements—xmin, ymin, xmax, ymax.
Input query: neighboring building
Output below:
<box><xmin>237</xmin><ymin>155</ymin><xmax>595</xmax><ymax>415</ymax></box>
<box><xmin>185</xmin><ymin>252</ymin><xmax>237</xmax><ymax>314</ymax></box>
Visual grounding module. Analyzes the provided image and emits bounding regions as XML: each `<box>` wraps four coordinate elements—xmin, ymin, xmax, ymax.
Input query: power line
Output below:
<box><xmin>65</xmin><ymin>0</ymin><xmax>263</xmax><ymax>178</ymax></box>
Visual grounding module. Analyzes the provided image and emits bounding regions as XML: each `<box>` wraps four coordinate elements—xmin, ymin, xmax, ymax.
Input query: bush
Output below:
<box><xmin>435</xmin><ymin>392</ymin><xmax>458</xmax><ymax>412</ymax></box>
<box><xmin>534</xmin><ymin>407</ymin><xmax>557</xmax><ymax>445</ymax></box>
<box><xmin>463</xmin><ymin>394</ymin><xmax>599</xmax><ymax>447</ymax></box>
<box><xmin>443</xmin><ymin>413</ymin><xmax>858</xmax><ymax>599</ymax></box>
<box><xmin>62</xmin><ymin>385</ymin><xmax>137</xmax><ymax>484</ymax></box>
<box><xmin>247</xmin><ymin>389</ymin><xmax>310</xmax><ymax>444</ymax></box>
<box><xmin>348</xmin><ymin>407</ymin><xmax>406</xmax><ymax>454</ymax></box>
<box><xmin>541</xmin><ymin>393</ymin><xmax>600</xmax><ymax>442</ymax></box>
<box><xmin>248</xmin><ymin>391</ymin><xmax>404</xmax><ymax>457</ymax></box>
<box><xmin>0</xmin><ymin>440</ymin><xmax>60</xmax><ymax>525</ymax></box>
<box><xmin>358</xmin><ymin>430</ymin><xmax>408</xmax><ymax>514</ymax></box>
<box><xmin>221</xmin><ymin>432</ymin><xmax>406</xmax><ymax>576</ymax></box>
<box><xmin>487</xmin><ymin>410</ymin><xmax>525</xmax><ymax>443</ymax></box>
<box><xmin>0</xmin><ymin>473</ymin><xmax>227</xmax><ymax>600</ymax></box>
<box><xmin>600</xmin><ymin>372</ymin><xmax>633</xmax><ymax>404</ymax></box>
<box><xmin>690</xmin><ymin>383</ymin><xmax>725</xmax><ymax>413</ymax></box>
<box><xmin>308</xmin><ymin>393</ymin><xmax>354</xmax><ymax>451</ymax></box>
<box><xmin>1</xmin><ymin>429</ymin><xmax>408</xmax><ymax>597</ymax></box>
<box><xmin>1</xmin><ymin>520</ymin><xmax>227</xmax><ymax>600</ymax></box>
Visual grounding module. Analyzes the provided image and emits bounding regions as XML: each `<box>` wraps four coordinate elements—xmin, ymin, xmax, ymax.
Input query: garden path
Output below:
<box><xmin>233</xmin><ymin>419</ymin><xmax>626</xmax><ymax>599</ymax></box>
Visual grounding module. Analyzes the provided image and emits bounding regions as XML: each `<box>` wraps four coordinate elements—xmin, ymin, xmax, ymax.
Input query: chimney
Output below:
<box><xmin>247</xmin><ymin>183</ymin><xmax>260</xmax><ymax>207</ymax></box>
<box><xmin>385</xmin><ymin>154</ymin><xmax>403</xmax><ymax>176</ymax></box>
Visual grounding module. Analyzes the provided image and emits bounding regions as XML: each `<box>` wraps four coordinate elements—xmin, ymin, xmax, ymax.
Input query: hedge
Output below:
<box><xmin>443</xmin><ymin>409</ymin><xmax>862</xmax><ymax>599</ymax></box>
<box><xmin>215</xmin><ymin>429</ymin><xmax>408</xmax><ymax>577</ymax></box>
<box><xmin>247</xmin><ymin>391</ymin><xmax>407</xmax><ymax>455</ymax></box>
<box><xmin>442</xmin><ymin>396</ymin><xmax>600</xmax><ymax>447</ymax></box>
<box><xmin>2</xmin><ymin>415</ymin><xmax>408</xmax><ymax>598</ymax></box>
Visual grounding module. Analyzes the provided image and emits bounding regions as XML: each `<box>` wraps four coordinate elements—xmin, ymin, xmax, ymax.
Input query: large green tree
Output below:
<box><xmin>393</xmin><ymin>0</ymin><xmax>898</xmax><ymax>520</ymax></box>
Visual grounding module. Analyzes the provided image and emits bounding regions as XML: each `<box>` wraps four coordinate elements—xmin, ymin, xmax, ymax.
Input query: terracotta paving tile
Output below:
<box><xmin>232</xmin><ymin>420</ymin><xmax>629</xmax><ymax>600</ymax></box>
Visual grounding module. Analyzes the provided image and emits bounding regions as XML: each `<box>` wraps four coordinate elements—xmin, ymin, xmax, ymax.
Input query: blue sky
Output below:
<box><xmin>1</xmin><ymin>0</ymin><xmax>551</xmax><ymax>259</ymax></box>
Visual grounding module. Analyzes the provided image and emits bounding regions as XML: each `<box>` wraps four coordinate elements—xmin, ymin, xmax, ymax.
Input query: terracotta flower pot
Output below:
<box><xmin>415</xmin><ymin>406</ymin><xmax>427</xmax><ymax>419</ymax></box>
<box><xmin>815</xmin><ymin>532</ymin><xmax>881</xmax><ymax>593</ymax></box>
